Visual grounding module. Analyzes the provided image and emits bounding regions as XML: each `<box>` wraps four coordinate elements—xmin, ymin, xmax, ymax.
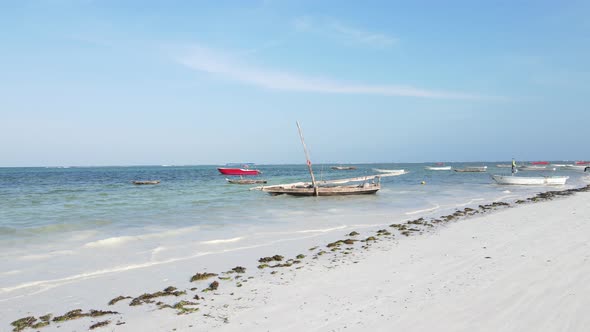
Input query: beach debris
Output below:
<box><xmin>348</xmin><ymin>231</ymin><xmax>360</xmax><ymax>236</ymax></box>
<box><xmin>309</xmin><ymin>246</ymin><xmax>319</xmax><ymax>251</ymax></box>
<box><xmin>89</xmin><ymin>320</ymin><xmax>110</xmax><ymax>330</ymax></box>
<box><xmin>173</xmin><ymin>301</ymin><xmax>199</xmax><ymax>315</ymax></box>
<box><xmin>10</xmin><ymin>316</ymin><xmax>36</xmax><ymax>332</ymax></box>
<box><xmin>129</xmin><ymin>287</ymin><xmax>186</xmax><ymax>306</ymax></box>
<box><xmin>258</xmin><ymin>255</ymin><xmax>284</xmax><ymax>263</ymax></box>
<box><xmin>190</xmin><ymin>272</ymin><xmax>218</xmax><ymax>282</ymax></box>
<box><xmin>376</xmin><ymin>229</ymin><xmax>391</xmax><ymax>236</ymax></box>
<box><xmin>52</xmin><ymin>309</ymin><xmax>119</xmax><ymax>323</ymax></box>
<box><xmin>230</xmin><ymin>266</ymin><xmax>246</xmax><ymax>274</ymax></box>
<box><xmin>296</xmin><ymin>254</ymin><xmax>306</xmax><ymax>259</ymax></box>
<box><xmin>203</xmin><ymin>281</ymin><xmax>219</xmax><ymax>292</ymax></box>
<box><xmin>108</xmin><ymin>295</ymin><xmax>132</xmax><ymax>306</ymax></box>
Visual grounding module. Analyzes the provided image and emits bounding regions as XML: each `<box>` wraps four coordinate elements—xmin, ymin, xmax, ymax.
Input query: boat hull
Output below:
<box><xmin>261</xmin><ymin>184</ymin><xmax>380</xmax><ymax>196</ymax></box>
<box><xmin>226</xmin><ymin>178</ymin><xmax>267</xmax><ymax>184</ymax></box>
<box><xmin>217</xmin><ymin>168</ymin><xmax>261</xmax><ymax>175</ymax></box>
<box><xmin>454</xmin><ymin>166</ymin><xmax>487</xmax><ymax>173</ymax></box>
<box><xmin>425</xmin><ymin>166</ymin><xmax>452</xmax><ymax>171</ymax></box>
<box><xmin>492</xmin><ymin>175</ymin><xmax>568</xmax><ymax>185</ymax></box>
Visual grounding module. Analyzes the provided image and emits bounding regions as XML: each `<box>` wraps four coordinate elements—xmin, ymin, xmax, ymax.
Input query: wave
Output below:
<box><xmin>405</xmin><ymin>204</ymin><xmax>440</xmax><ymax>215</ymax></box>
<box><xmin>200</xmin><ymin>237</ymin><xmax>244</xmax><ymax>245</ymax></box>
<box><xmin>455</xmin><ymin>198</ymin><xmax>485</xmax><ymax>207</ymax></box>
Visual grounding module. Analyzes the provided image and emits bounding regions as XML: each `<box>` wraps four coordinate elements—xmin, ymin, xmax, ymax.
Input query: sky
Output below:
<box><xmin>1</xmin><ymin>0</ymin><xmax>589</xmax><ymax>166</ymax></box>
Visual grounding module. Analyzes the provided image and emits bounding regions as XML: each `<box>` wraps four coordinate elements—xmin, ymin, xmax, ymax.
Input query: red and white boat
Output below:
<box><xmin>217</xmin><ymin>168</ymin><xmax>261</xmax><ymax>176</ymax></box>
<box><xmin>530</xmin><ymin>161</ymin><xmax>549</xmax><ymax>165</ymax></box>
<box><xmin>575</xmin><ymin>161</ymin><xmax>590</xmax><ymax>165</ymax></box>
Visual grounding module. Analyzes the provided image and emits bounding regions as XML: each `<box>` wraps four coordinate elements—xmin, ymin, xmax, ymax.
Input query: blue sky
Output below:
<box><xmin>1</xmin><ymin>0</ymin><xmax>589</xmax><ymax>166</ymax></box>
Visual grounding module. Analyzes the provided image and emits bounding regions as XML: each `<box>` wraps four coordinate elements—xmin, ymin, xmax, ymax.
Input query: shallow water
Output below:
<box><xmin>0</xmin><ymin>163</ymin><xmax>586</xmax><ymax>297</ymax></box>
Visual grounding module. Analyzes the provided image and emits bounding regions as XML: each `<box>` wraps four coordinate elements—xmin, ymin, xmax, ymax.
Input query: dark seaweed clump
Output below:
<box><xmin>89</xmin><ymin>320</ymin><xmax>110</xmax><ymax>330</ymax></box>
<box><xmin>129</xmin><ymin>287</ymin><xmax>186</xmax><ymax>306</ymax></box>
<box><xmin>190</xmin><ymin>272</ymin><xmax>218</xmax><ymax>282</ymax></box>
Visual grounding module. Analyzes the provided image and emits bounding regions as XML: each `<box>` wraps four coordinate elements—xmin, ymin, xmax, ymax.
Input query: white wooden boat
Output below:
<box><xmin>373</xmin><ymin>169</ymin><xmax>405</xmax><ymax>174</ymax></box>
<box><xmin>519</xmin><ymin>165</ymin><xmax>556</xmax><ymax>171</ymax></box>
<box><xmin>331</xmin><ymin>166</ymin><xmax>357</xmax><ymax>170</ymax></box>
<box><xmin>425</xmin><ymin>166</ymin><xmax>452</xmax><ymax>171</ymax></box>
<box><xmin>454</xmin><ymin>166</ymin><xmax>487</xmax><ymax>173</ymax></box>
<box><xmin>492</xmin><ymin>175</ymin><xmax>569</xmax><ymax>185</ymax></box>
<box><xmin>255</xmin><ymin>122</ymin><xmax>382</xmax><ymax>196</ymax></box>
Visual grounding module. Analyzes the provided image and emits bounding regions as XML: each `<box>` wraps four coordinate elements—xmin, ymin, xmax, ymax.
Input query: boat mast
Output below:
<box><xmin>296</xmin><ymin>121</ymin><xmax>319</xmax><ymax>196</ymax></box>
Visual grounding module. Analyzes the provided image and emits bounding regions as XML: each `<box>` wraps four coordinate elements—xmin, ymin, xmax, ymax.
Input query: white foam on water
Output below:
<box><xmin>200</xmin><ymin>237</ymin><xmax>244</xmax><ymax>245</ymax></box>
<box><xmin>405</xmin><ymin>204</ymin><xmax>440</xmax><ymax>215</ymax></box>
<box><xmin>455</xmin><ymin>198</ymin><xmax>485</xmax><ymax>207</ymax></box>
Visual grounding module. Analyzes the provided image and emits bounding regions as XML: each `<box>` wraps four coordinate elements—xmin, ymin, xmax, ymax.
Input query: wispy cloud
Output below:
<box><xmin>293</xmin><ymin>16</ymin><xmax>397</xmax><ymax>48</ymax></box>
<box><xmin>176</xmin><ymin>44</ymin><xmax>485</xmax><ymax>100</ymax></box>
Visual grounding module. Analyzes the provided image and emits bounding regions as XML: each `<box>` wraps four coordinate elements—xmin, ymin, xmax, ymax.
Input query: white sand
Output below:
<box><xmin>5</xmin><ymin>191</ymin><xmax>590</xmax><ymax>331</ymax></box>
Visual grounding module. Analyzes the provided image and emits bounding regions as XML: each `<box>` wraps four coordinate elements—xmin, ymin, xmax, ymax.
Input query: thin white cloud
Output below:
<box><xmin>293</xmin><ymin>17</ymin><xmax>397</xmax><ymax>48</ymax></box>
<box><xmin>176</xmin><ymin>45</ymin><xmax>485</xmax><ymax>100</ymax></box>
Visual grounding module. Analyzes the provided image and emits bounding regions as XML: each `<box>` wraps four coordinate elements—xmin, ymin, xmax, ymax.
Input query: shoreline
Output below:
<box><xmin>6</xmin><ymin>185</ymin><xmax>590</xmax><ymax>331</ymax></box>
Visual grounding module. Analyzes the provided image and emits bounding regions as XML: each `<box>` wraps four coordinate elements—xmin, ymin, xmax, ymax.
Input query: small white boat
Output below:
<box><xmin>519</xmin><ymin>165</ymin><xmax>556</xmax><ymax>171</ymax></box>
<box><xmin>551</xmin><ymin>164</ymin><xmax>568</xmax><ymax>168</ymax></box>
<box><xmin>492</xmin><ymin>175</ymin><xmax>569</xmax><ymax>185</ymax></box>
<box><xmin>563</xmin><ymin>165</ymin><xmax>588</xmax><ymax>171</ymax></box>
<box><xmin>425</xmin><ymin>166</ymin><xmax>452</xmax><ymax>171</ymax></box>
<box><xmin>373</xmin><ymin>169</ymin><xmax>405</xmax><ymax>174</ymax></box>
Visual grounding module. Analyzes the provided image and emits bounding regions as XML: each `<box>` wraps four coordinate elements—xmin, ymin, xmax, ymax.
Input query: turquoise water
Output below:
<box><xmin>1</xmin><ymin>163</ymin><xmax>587</xmax><ymax>245</ymax></box>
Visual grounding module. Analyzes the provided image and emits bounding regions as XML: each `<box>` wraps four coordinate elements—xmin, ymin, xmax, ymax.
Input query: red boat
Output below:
<box><xmin>217</xmin><ymin>168</ymin><xmax>261</xmax><ymax>176</ymax></box>
<box><xmin>575</xmin><ymin>161</ymin><xmax>590</xmax><ymax>165</ymax></box>
<box><xmin>530</xmin><ymin>161</ymin><xmax>549</xmax><ymax>165</ymax></box>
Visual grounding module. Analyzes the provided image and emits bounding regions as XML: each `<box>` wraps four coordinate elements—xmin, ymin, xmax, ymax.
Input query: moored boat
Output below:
<box><xmin>254</xmin><ymin>122</ymin><xmax>384</xmax><ymax>196</ymax></box>
<box><xmin>217</xmin><ymin>168</ymin><xmax>261</xmax><ymax>176</ymax></box>
<box><xmin>425</xmin><ymin>166</ymin><xmax>452</xmax><ymax>171</ymax></box>
<box><xmin>491</xmin><ymin>175</ymin><xmax>568</xmax><ymax>185</ymax></box>
<box><xmin>530</xmin><ymin>161</ymin><xmax>549</xmax><ymax>165</ymax></box>
<box><xmin>519</xmin><ymin>165</ymin><xmax>556</xmax><ymax>171</ymax></box>
<box><xmin>563</xmin><ymin>165</ymin><xmax>588</xmax><ymax>171</ymax></box>
<box><xmin>226</xmin><ymin>178</ymin><xmax>267</xmax><ymax>184</ymax></box>
<box><xmin>454</xmin><ymin>166</ymin><xmax>487</xmax><ymax>173</ymax></box>
<box><xmin>331</xmin><ymin>166</ymin><xmax>357</xmax><ymax>170</ymax></box>
<box><xmin>373</xmin><ymin>168</ymin><xmax>405</xmax><ymax>174</ymax></box>
<box><xmin>132</xmin><ymin>180</ymin><xmax>160</xmax><ymax>185</ymax></box>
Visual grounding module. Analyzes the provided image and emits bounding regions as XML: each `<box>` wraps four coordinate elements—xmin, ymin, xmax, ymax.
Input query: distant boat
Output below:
<box><xmin>226</xmin><ymin>178</ymin><xmax>267</xmax><ymax>184</ymax></box>
<box><xmin>425</xmin><ymin>166</ymin><xmax>452</xmax><ymax>171</ymax></box>
<box><xmin>530</xmin><ymin>161</ymin><xmax>549</xmax><ymax>165</ymax></box>
<box><xmin>519</xmin><ymin>165</ymin><xmax>556</xmax><ymax>171</ymax></box>
<box><xmin>132</xmin><ymin>180</ymin><xmax>160</xmax><ymax>185</ymax></box>
<box><xmin>492</xmin><ymin>175</ymin><xmax>568</xmax><ymax>185</ymax></box>
<box><xmin>218</xmin><ymin>168</ymin><xmax>261</xmax><ymax>176</ymax></box>
<box><xmin>563</xmin><ymin>165</ymin><xmax>588</xmax><ymax>171</ymax></box>
<box><xmin>454</xmin><ymin>166</ymin><xmax>488</xmax><ymax>173</ymax></box>
<box><xmin>373</xmin><ymin>169</ymin><xmax>405</xmax><ymax>174</ymax></box>
<box><xmin>497</xmin><ymin>164</ymin><xmax>522</xmax><ymax>168</ymax></box>
<box><xmin>575</xmin><ymin>161</ymin><xmax>590</xmax><ymax>165</ymax></box>
<box><xmin>254</xmin><ymin>122</ymin><xmax>381</xmax><ymax>196</ymax></box>
<box><xmin>331</xmin><ymin>166</ymin><xmax>357</xmax><ymax>170</ymax></box>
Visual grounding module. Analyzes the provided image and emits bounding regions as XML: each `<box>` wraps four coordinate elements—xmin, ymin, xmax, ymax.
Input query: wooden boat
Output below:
<box><xmin>331</xmin><ymin>166</ymin><xmax>357</xmax><ymax>170</ymax></box>
<box><xmin>226</xmin><ymin>178</ymin><xmax>267</xmax><ymax>184</ymax></box>
<box><xmin>373</xmin><ymin>169</ymin><xmax>405</xmax><ymax>174</ymax></box>
<box><xmin>425</xmin><ymin>166</ymin><xmax>452</xmax><ymax>171</ymax></box>
<box><xmin>217</xmin><ymin>168</ymin><xmax>261</xmax><ymax>175</ymax></box>
<box><xmin>254</xmin><ymin>122</ymin><xmax>382</xmax><ymax>196</ymax></box>
<box><xmin>454</xmin><ymin>166</ymin><xmax>488</xmax><ymax>173</ymax></box>
<box><xmin>132</xmin><ymin>180</ymin><xmax>160</xmax><ymax>185</ymax></box>
<box><xmin>519</xmin><ymin>165</ymin><xmax>556</xmax><ymax>171</ymax></box>
<box><xmin>492</xmin><ymin>175</ymin><xmax>568</xmax><ymax>185</ymax></box>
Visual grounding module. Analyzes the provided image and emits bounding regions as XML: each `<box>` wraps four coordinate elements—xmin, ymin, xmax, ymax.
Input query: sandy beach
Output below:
<box><xmin>5</xmin><ymin>185</ymin><xmax>589</xmax><ymax>331</ymax></box>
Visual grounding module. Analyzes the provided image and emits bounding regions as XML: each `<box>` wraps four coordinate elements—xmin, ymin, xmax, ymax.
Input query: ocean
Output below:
<box><xmin>1</xmin><ymin>163</ymin><xmax>588</xmax><ymax>298</ymax></box>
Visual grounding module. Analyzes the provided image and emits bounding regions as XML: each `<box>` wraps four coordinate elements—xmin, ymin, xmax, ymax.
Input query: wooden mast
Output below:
<box><xmin>296</xmin><ymin>121</ymin><xmax>319</xmax><ymax>196</ymax></box>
